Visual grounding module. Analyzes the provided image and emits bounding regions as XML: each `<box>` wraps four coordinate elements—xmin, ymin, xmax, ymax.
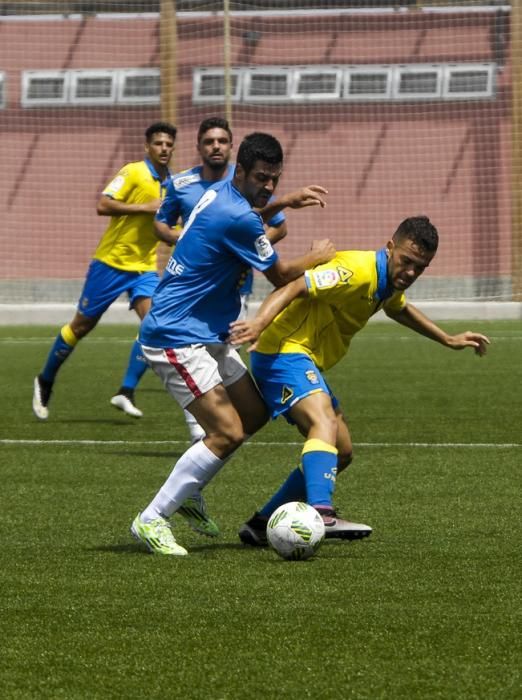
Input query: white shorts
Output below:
<box><xmin>141</xmin><ymin>343</ymin><xmax>248</xmax><ymax>409</ymax></box>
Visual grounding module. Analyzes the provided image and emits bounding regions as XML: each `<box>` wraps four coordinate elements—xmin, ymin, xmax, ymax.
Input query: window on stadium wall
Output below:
<box><xmin>0</xmin><ymin>1</ymin><xmax>515</xmax><ymax>303</ymax></box>
<box><xmin>0</xmin><ymin>1</ymin><xmax>421</xmax><ymax>15</ymax></box>
<box><xmin>0</xmin><ymin>1</ymin><xmax>508</xmax><ymax>14</ymax></box>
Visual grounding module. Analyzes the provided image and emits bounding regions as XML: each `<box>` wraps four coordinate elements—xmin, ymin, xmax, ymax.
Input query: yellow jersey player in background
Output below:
<box><xmin>32</xmin><ymin>122</ymin><xmax>178</xmax><ymax>421</ymax></box>
<box><xmin>229</xmin><ymin>216</ymin><xmax>490</xmax><ymax>546</ymax></box>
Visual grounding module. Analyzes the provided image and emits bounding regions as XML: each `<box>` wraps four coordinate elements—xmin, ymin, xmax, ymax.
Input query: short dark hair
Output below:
<box><xmin>197</xmin><ymin>117</ymin><xmax>233</xmax><ymax>143</ymax></box>
<box><xmin>393</xmin><ymin>216</ymin><xmax>439</xmax><ymax>253</ymax></box>
<box><xmin>236</xmin><ymin>132</ymin><xmax>283</xmax><ymax>175</ymax></box>
<box><xmin>145</xmin><ymin>122</ymin><xmax>177</xmax><ymax>142</ymax></box>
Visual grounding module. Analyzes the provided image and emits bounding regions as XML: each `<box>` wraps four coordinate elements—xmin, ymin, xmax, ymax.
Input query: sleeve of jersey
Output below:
<box><xmin>102</xmin><ymin>166</ymin><xmax>134</xmax><ymax>202</ymax></box>
<box><xmin>226</xmin><ymin>212</ymin><xmax>278</xmax><ymax>271</ymax></box>
<box><xmin>304</xmin><ymin>261</ymin><xmax>344</xmax><ymax>300</ymax></box>
<box><xmin>155</xmin><ymin>180</ymin><xmax>180</xmax><ymax>226</ymax></box>
<box><xmin>383</xmin><ymin>291</ymin><xmax>407</xmax><ymax>312</ymax></box>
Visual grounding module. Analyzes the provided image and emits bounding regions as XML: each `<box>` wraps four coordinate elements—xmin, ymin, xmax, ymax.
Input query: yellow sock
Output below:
<box><xmin>60</xmin><ymin>324</ymin><xmax>79</xmax><ymax>347</ymax></box>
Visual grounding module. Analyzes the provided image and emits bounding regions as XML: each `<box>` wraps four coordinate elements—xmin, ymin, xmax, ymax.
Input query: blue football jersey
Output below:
<box><xmin>155</xmin><ymin>164</ymin><xmax>285</xmax><ymax>228</ymax></box>
<box><xmin>140</xmin><ymin>179</ymin><xmax>279</xmax><ymax>347</ymax></box>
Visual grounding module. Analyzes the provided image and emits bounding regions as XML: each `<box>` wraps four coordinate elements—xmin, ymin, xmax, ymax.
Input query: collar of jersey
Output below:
<box><xmin>144</xmin><ymin>158</ymin><xmax>170</xmax><ymax>184</ymax></box>
<box><xmin>374</xmin><ymin>247</ymin><xmax>394</xmax><ymax>302</ymax></box>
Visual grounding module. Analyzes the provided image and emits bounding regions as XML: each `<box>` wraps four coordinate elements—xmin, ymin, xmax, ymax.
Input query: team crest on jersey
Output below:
<box><xmin>337</xmin><ymin>266</ymin><xmax>353</xmax><ymax>283</ymax></box>
<box><xmin>305</xmin><ymin>369</ymin><xmax>319</xmax><ymax>385</ymax></box>
<box><xmin>172</xmin><ymin>173</ymin><xmax>201</xmax><ymax>190</ymax></box>
<box><xmin>281</xmin><ymin>385</ymin><xmax>294</xmax><ymax>404</ymax></box>
<box><xmin>255</xmin><ymin>235</ymin><xmax>274</xmax><ymax>261</ymax></box>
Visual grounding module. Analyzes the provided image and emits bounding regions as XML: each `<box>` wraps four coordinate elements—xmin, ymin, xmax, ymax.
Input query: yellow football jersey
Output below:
<box><xmin>93</xmin><ymin>160</ymin><xmax>167</xmax><ymax>272</ymax></box>
<box><xmin>256</xmin><ymin>250</ymin><xmax>406</xmax><ymax>371</ymax></box>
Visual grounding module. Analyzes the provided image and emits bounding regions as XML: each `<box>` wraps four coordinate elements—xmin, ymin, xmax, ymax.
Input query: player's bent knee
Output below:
<box><xmin>207</xmin><ymin>426</ymin><xmax>245</xmax><ymax>455</ymax></box>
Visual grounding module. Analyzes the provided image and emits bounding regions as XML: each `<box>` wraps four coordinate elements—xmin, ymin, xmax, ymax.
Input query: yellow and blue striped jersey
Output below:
<box><xmin>93</xmin><ymin>160</ymin><xmax>168</xmax><ymax>272</ymax></box>
<box><xmin>255</xmin><ymin>249</ymin><xmax>406</xmax><ymax>371</ymax></box>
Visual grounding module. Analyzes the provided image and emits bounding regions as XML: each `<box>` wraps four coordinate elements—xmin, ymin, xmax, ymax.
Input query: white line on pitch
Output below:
<box><xmin>1</xmin><ymin>334</ymin><xmax>522</xmax><ymax>344</ymax></box>
<box><xmin>1</xmin><ymin>439</ymin><xmax>521</xmax><ymax>448</ymax></box>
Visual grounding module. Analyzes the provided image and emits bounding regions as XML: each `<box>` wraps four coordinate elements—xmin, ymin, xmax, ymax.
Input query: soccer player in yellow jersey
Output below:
<box><xmin>32</xmin><ymin>122</ymin><xmax>178</xmax><ymax>421</ymax></box>
<box><xmin>228</xmin><ymin>216</ymin><xmax>490</xmax><ymax>545</ymax></box>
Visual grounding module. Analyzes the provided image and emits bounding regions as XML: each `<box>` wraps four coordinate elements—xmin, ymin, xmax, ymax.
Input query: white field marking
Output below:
<box><xmin>1</xmin><ymin>333</ymin><xmax>522</xmax><ymax>345</ymax></box>
<box><xmin>1</xmin><ymin>439</ymin><xmax>521</xmax><ymax>448</ymax></box>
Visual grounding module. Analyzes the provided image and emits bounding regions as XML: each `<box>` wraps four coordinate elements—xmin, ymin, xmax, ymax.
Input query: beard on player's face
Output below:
<box><xmin>204</xmin><ymin>155</ymin><xmax>229</xmax><ymax>171</ymax></box>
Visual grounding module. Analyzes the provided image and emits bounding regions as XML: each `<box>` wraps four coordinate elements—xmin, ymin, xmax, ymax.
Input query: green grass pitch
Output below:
<box><xmin>1</xmin><ymin>321</ymin><xmax>520</xmax><ymax>699</ymax></box>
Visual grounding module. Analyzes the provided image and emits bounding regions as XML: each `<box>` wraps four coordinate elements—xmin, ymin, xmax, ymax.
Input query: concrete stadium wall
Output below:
<box><xmin>0</xmin><ymin>9</ymin><xmax>514</xmax><ymax>303</ymax></box>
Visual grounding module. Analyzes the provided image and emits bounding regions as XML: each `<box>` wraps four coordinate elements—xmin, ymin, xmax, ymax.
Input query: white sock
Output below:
<box><xmin>183</xmin><ymin>409</ymin><xmax>206</xmax><ymax>444</ymax></box>
<box><xmin>141</xmin><ymin>440</ymin><xmax>229</xmax><ymax>521</ymax></box>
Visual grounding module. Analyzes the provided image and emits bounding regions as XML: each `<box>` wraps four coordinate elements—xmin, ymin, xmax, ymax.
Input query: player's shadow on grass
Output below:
<box><xmin>88</xmin><ymin>543</ymin><xmax>141</xmax><ymax>555</ymax></box>
<box><xmin>188</xmin><ymin>541</ymin><xmax>246</xmax><ymax>553</ymax></box>
<box><xmin>89</xmin><ymin>541</ymin><xmax>246</xmax><ymax>555</ymax></box>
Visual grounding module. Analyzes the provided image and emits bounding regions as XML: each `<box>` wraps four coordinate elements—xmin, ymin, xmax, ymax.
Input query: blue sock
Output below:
<box><xmin>259</xmin><ymin>468</ymin><xmax>306</xmax><ymax>518</ymax></box>
<box><xmin>41</xmin><ymin>325</ymin><xmax>78</xmax><ymax>383</ymax></box>
<box><xmin>121</xmin><ymin>339</ymin><xmax>148</xmax><ymax>390</ymax></box>
<box><xmin>301</xmin><ymin>438</ymin><xmax>338</xmax><ymax>508</ymax></box>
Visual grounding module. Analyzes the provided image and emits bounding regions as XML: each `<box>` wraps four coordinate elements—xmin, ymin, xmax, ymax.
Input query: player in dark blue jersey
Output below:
<box><xmin>112</xmin><ymin>118</ymin><xmax>286</xmax><ymax>437</ymax></box>
<box><xmin>131</xmin><ymin>131</ymin><xmax>335</xmax><ymax>555</ymax></box>
<box><xmin>149</xmin><ymin>117</ymin><xmax>291</xmax><ymax>537</ymax></box>
<box><xmin>155</xmin><ymin>116</ymin><xmax>287</xmax><ymax>318</ymax></box>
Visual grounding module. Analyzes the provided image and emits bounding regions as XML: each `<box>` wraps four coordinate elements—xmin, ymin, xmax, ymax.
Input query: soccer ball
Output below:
<box><xmin>267</xmin><ymin>502</ymin><xmax>325</xmax><ymax>561</ymax></box>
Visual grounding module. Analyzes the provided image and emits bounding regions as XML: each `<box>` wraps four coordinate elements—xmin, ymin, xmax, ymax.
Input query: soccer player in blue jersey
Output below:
<box><xmin>130</xmin><ymin>131</ymin><xmax>335</xmax><ymax>555</ymax></box>
<box><xmin>228</xmin><ymin>216</ymin><xmax>491</xmax><ymax>546</ymax></box>
<box><xmin>155</xmin><ymin>116</ymin><xmax>288</xmax><ymax>319</ymax></box>
<box><xmin>155</xmin><ymin>116</ymin><xmax>287</xmax><ymax>247</ymax></box>
<box><xmin>32</xmin><ymin>122</ymin><xmax>178</xmax><ymax>421</ymax></box>
<box><xmin>149</xmin><ymin>116</ymin><xmax>288</xmax><ymax>445</ymax></box>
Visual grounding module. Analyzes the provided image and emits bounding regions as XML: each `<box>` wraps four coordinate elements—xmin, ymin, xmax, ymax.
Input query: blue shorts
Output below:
<box><xmin>250</xmin><ymin>351</ymin><xmax>339</xmax><ymax>422</ymax></box>
<box><xmin>77</xmin><ymin>260</ymin><xmax>159</xmax><ymax>318</ymax></box>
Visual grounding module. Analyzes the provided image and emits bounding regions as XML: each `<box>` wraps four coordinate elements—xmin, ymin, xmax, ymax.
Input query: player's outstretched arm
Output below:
<box><xmin>386</xmin><ymin>303</ymin><xmax>490</xmax><ymax>356</ymax></box>
<box><xmin>258</xmin><ymin>185</ymin><xmax>328</xmax><ymax>223</ymax></box>
<box><xmin>444</xmin><ymin>330</ymin><xmax>490</xmax><ymax>356</ymax></box>
<box><xmin>229</xmin><ymin>277</ymin><xmax>308</xmax><ymax>349</ymax></box>
<box><xmin>265</xmin><ymin>238</ymin><xmax>336</xmax><ymax>288</ymax></box>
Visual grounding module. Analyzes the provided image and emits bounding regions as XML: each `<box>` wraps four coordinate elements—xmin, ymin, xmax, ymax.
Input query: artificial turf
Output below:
<box><xmin>0</xmin><ymin>321</ymin><xmax>520</xmax><ymax>699</ymax></box>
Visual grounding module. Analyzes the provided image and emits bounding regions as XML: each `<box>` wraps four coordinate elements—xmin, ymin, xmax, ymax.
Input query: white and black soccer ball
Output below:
<box><xmin>267</xmin><ymin>502</ymin><xmax>325</xmax><ymax>561</ymax></box>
